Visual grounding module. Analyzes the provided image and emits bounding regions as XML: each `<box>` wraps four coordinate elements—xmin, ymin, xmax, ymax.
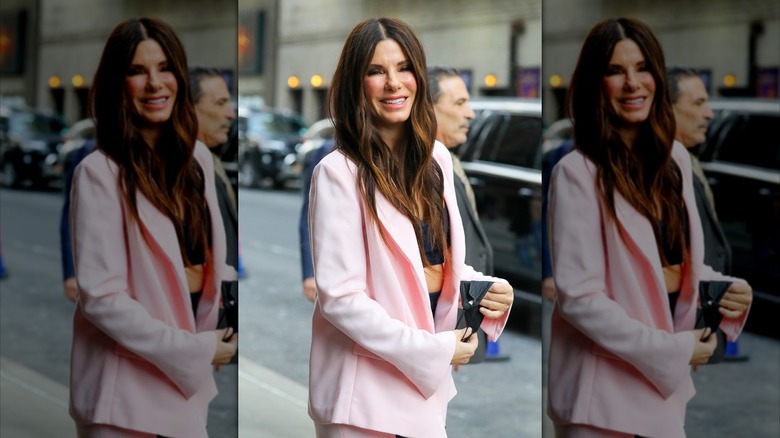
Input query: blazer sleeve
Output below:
<box><xmin>71</xmin><ymin>158</ymin><xmax>217</xmax><ymax>399</ymax></box>
<box><xmin>309</xmin><ymin>157</ymin><xmax>456</xmax><ymax>399</ymax></box>
<box><xmin>549</xmin><ymin>157</ymin><xmax>694</xmax><ymax>399</ymax></box>
<box><xmin>672</xmin><ymin>145</ymin><xmax>751</xmax><ymax>341</ymax></box>
<box><xmin>434</xmin><ymin>144</ymin><xmax>510</xmax><ymax>341</ymax></box>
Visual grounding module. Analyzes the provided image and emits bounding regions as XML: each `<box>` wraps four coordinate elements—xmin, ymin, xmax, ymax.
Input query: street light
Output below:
<box><xmin>311</xmin><ymin>74</ymin><xmax>324</xmax><ymax>88</ymax></box>
<box><xmin>549</xmin><ymin>74</ymin><xmax>563</xmax><ymax>88</ymax></box>
<box><xmin>723</xmin><ymin>73</ymin><xmax>736</xmax><ymax>88</ymax></box>
<box><xmin>484</xmin><ymin>74</ymin><xmax>497</xmax><ymax>88</ymax></box>
<box><xmin>48</xmin><ymin>75</ymin><xmax>61</xmax><ymax>88</ymax></box>
<box><xmin>72</xmin><ymin>74</ymin><xmax>85</xmax><ymax>88</ymax></box>
<box><xmin>288</xmin><ymin>75</ymin><xmax>300</xmax><ymax>88</ymax></box>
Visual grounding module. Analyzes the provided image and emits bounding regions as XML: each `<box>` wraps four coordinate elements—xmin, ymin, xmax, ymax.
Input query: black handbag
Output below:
<box><xmin>696</xmin><ymin>280</ymin><xmax>731</xmax><ymax>341</ymax></box>
<box><xmin>457</xmin><ymin>280</ymin><xmax>494</xmax><ymax>342</ymax></box>
<box><xmin>218</xmin><ymin>280</ymin><xmax>238</xmax><ymax>333</ymax></box>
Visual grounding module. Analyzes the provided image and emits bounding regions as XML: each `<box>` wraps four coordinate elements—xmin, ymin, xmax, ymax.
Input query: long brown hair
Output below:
<box><xmin>568</xmin><ymin>17</ymin><xmax>686</xmax><ymax>264</ymax></box>
<box><xmin>90</xmin><ymin>17</ymin><xmax>208</xmax><ymax>265</ymax></box>
<box><xmin>329</xmin><ymin>17</ymin><xmax>446</xmax><ymax>267</ymax></box>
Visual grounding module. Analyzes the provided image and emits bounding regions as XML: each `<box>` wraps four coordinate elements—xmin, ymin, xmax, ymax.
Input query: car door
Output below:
<box><xmin>459</xmin><ymin>110</ymin><xmax>543</xmax><ymax>301</ymax></box>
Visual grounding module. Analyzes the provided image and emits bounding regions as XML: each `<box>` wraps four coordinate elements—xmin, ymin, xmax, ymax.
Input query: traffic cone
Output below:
<box><xmin>237</xmin><ymin>241</ymin><xmax>245</xmax><ymax>279</ymax></box>
<box><xmin>485</xmin><ymin>339</ymin><xmax>510</xmax><ymax>362</ymax></box>
<box><xmin>723</xmin><ymin>339</ymin><xmax>749</xmax><ymax>362</ymax></box>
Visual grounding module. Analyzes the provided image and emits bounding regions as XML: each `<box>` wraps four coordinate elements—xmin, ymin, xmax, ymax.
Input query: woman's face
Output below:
<box><xmin>125</xmin><ymin>39</ymin><xmax>178</xmax><ymax>130</ymax></box>
<box><xmin>602</xmin><ymin>38</ymin><xmax>655</xmax><ymax>129</ymax></box>
<box><xmin>363</xmin><ymin>39</ymin><xmax>417</xmax><ymax>134</ymax></box>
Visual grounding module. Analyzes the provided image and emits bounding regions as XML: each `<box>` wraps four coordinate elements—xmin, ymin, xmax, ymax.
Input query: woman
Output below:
<box><xmin>69</xmin><ymin>18</ymin><xmax>237</xmax><ymax>437</ymax></box>
<box><xmin>547</xmin><ymin>18</ymin><xmax>752</xmax><ymax>437</ymax></box>
<box><xmin>307</xmin><ymin>17</ymin><xmax>514</xmax><ymax>438</ymax></box>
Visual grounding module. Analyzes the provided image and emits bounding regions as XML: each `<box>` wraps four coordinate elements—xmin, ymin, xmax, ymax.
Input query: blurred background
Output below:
<box><xmin>539</xmin><ymin>2</ymin><xmax>779</xmax><ymax>438</ymax></box>
<box><xmin>0</xmin><ymin>0</ymin><xmax>238</xmax><ymax>436</ymax></box>
<box><xmin>1</xmin><ymin>0</ymin><xmax>778</xmax><ymax>437</ymax></box>
<box><xmin>236</xmin><ymin>1</ymin><xmax>546</xmax><ymax>437</ymax></box>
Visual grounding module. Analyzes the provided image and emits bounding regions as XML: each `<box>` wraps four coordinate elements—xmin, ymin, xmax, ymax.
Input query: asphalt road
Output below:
<box><xmin>0</xmin><ymin>187</ymin><xmax>238</xmax><ymax>437</ymax></box>
<box><xmin>2</xmin><ymin>184</ymin><xmax>776</xmax><ymax>438</ymax></box>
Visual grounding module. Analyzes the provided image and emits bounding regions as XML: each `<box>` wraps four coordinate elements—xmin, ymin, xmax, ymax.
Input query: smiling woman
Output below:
<box><xmin>547</xmin><ymin>17</ymin><xmax>753</xmax><ymax>438</ymax></box>
<box><xmin>306</xmin><ymin>17</ymin><xmax>514</xmax><ymax>438</ymax></box>
<box><xmin>68</xmin><ymin>17</ymin><xmax>237</xmax><ymax>438</ymax></box>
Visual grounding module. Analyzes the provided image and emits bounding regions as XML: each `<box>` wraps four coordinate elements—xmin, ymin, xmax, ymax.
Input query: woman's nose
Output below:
<box><xmin>385</xmin><ymin>72</ymin><xmax>400</xmax><ymax>91</ymax></box>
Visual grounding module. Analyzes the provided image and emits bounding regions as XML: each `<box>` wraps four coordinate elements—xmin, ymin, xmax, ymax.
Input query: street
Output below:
<box><xmin>1</xmin><ymin>185</ymin><xmax>776</xmax><ymax>438</ymax></box>
<box><xmin>0</xmin><ymin>187</ymin><xmax>237</xmax><ymax>437</ymax></box>
<box><xmin>237</xmin><ymin>187</ymin><xmax>543</xmax><ymax>438</ymax></box>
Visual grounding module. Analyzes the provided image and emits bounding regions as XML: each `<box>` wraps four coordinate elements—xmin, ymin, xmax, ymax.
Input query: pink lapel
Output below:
<box><xmin>134</xmin><ymin>191</ymin><xmax>190</xmax><ymax>301</ymax></box>
<box><xmin>374</xmin><ymin>191</ymin><xmax>427</xmax><ymax>294</ymax></box>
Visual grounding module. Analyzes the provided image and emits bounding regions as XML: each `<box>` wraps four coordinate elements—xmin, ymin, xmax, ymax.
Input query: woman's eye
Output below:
<box><xmin>399</xmin><ymin>65</ymin><xmax>412</xmax><ymax>72</ymax></box>
<box><xmin>127</xmin><ymin>68</ymin><xmax>144</xmax><ymax>76</ymax></box>
<box><xmin>605</xmin><ymin>68</ymin><xmax>621</xmax><ymax>76</ymax></box>
<box><xmin>367</xmin><ymin>70</ymin><xmax>382</xmax><ymax>76</ymax></box>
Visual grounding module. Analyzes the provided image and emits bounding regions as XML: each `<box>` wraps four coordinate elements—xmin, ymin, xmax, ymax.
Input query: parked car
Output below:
<box><xmin>0</xmin><ymin>107</ymin><xmax>67</xmax><ymax>188</ymax></box>
<box><xmin>697</xmin><ymin>98</ymin><xmax>780</xmax><ymax>333</ymax></box>
<box><xmin>296</xmin><ymin>118</ymin><xmax>335</xmax><ymax>172</ymax></box>
<box><xmin>57</xmin><ymin>118</ymin><xmax>95</xmax><ymax>169</ymax></box>
<box><xmin>238</xmin><ymin>107</ymin><xmax>306</xmax><ymax>189</ymax></box>
<box><xmin>455</xmin><ymin>97</ymin><xmax>543</xmax><ymax>303</ymax></box>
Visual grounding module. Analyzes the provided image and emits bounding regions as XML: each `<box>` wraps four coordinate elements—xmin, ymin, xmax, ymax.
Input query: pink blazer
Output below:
<box><xmin>308</xmin><ymin>141</ymin><xmax>510</xmax><ymax>438</ymax></box>
<box><xmin>69</xmin><ymin>142</ymin><xmax>227</xmax><ymax>438</ymax></box>
<box><xmin>547</xmin><ymin>142</ymin><xmax>749</xmax><ymax>437</ymax></box>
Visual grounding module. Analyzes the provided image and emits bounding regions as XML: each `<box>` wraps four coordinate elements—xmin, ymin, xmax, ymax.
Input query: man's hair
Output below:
<box><xmin>188</xmin><ymin>66</ymin><xmax>223</xmax><ymax>103</ymax></box>
<box><xmin>427</xmin><ymin>66</ymin><xmax>460</xmax><ymax>103</ymax></box>
<box><xmin>666</xmin><ymin>66</ymin><xmax>702</xmax><ymax>104</ymax></box>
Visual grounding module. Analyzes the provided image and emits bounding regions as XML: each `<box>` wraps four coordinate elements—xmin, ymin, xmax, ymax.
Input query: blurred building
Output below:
<box><xmin>239</xmin><ymin>0</ymin><xmax>542</xmax><ymax>125</ymax></box>
<box><xmin>0</xmin><ymin>0</ymin><xmax>237</xmax><ymax>124</ymax></box>
<box><xmin>542</xmin><ymin>0</ymin><xmax>780</xmax><ymax>123</ymax></box>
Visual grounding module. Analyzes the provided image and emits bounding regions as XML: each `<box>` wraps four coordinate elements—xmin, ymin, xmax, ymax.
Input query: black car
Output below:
<box><xmin>238</xmin><ymin>108</ymin><xmax>306</xmax><ymax>189</ymax></box>
<box><xmin>697</xmin><ymin>98</ymin><xmax>780</xmax><ymax>334</ymax></box>
<box><xmin>0</xmin><ymin>108</ymin><xmax>67</xmax><ymax>188</ymax></box>
<box><xmin>456</xmin><ymin>98</ymin><xmax>544</xmax><ymax>304</ymax></box>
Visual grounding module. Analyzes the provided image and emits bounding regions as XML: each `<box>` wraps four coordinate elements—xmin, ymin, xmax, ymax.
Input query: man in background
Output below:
<box><xmin>189</xmin><ymin>66</ymin><xmax>239</xmax><ymax>336</ymax></box>
<box><xmin>667</xmin><ymin>66</ymin><xmax>744</xmax><ymax>362</ymax></box>
<box><xmin>428</xmin><ymin>65</ymin><xmax>503</xmax><ymax>363</ymax></box>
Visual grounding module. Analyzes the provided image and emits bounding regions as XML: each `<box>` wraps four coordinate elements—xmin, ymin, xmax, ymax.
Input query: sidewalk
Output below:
<box><xmin>0</xmin><ymin>356</ymin><xmax>76</xmax><ymax>438</ymax></box>
<box><xmin>238</xmin><ymin>356</ymin><xmax>314</xmax><ymax>437</ymax></box>
<box><xmin>1</xmin><ymin>355</ymin><xmax>314</xmax><ymax>438</ymax></box>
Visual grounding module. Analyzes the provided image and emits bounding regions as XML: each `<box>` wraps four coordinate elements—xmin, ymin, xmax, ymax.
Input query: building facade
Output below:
<box><xmin>239</xmin><ymin>0</ymin><xmax>542</xmax><ymax>125</ymax></box>
<box><xmin>1</xmin><ymin>0</ymin><xmax>237</xmax><ymax>124</ymax></box>
<box><xmin>542</xmin><ymin>0</ymin><xmax>780</xmax><ymax>123</ymax></box>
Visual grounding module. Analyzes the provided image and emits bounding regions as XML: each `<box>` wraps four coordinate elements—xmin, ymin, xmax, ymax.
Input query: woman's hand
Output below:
<box><xmin>480</xmin><ymin>282</ymin><xmax>514</xmax><ymax>319</ymax></box>
<box><xmin>719</xmin><ymin>282</ymin><xmax>752</xmax><ymax>319</ymax></box>
<box><xmin>451</xmin><ymin>327</ymin><xmax>479</xmax><ymax>366</ymax></box>
<box><xmin>690</xmin><ymin>327</ymin><xmax>717</xmax><ymax>372</ymax></box>
<box><xmin>212</xmin><ymin>327</ymin><xmax>238</xmax><ymax>371</ymax></box>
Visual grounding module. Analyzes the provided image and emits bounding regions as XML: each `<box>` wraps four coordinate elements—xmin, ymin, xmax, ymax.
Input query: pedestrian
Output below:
<box><xmin>60</xmin><ymin>138</ymin><xmax>96</xmax><ymax>303</ymax></box>
<box><xmin>307</xmin><ymin>17</ymin><xmax>513</xmax><ymax>438</ymax></box>
<box><xmin>547</xmin><ymin>17</ymin><xmax>752</xmax><ymax>437</ymax></box>
<box><xmin>667</xmin><ymin>66</ymin><xmax>746</xmax><ymax>362</ymax></box>
<box><xmin>299</xmin><ymin>138</ymin><xmax>334</xmax><ymax>302</ymax></box>
<box><xmin>427</xmin><ymin>65</ymin><xmax>494</xmax><ymax>363</ymax></box>
<box><xmin>189</xmin><ymin>66</ymin><xmax>239</xmax><ymax>336</ymax></box>
<box><xmin>69</xmin><ymin>17</ymin><xmax>237</xmax><ymax>437</ymax></box>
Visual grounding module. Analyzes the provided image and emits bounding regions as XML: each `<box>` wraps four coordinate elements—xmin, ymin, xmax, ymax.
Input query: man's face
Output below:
<box><xmin>672</xmin><ymin>75</ymin><xmax>714</xmax><ymax>148</ymax></box>
<box><xmin>433</xmin><ymin>75</ymin><xmax>475</xmax><ymax>147</ymax></box>
<box><xmin>195</xmin><ymin>76</ymin><xmax>236</xmax><ymax>148</ymax></box>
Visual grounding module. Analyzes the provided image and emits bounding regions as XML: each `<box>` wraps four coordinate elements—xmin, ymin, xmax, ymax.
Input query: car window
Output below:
<box><xmin>493</xmin><ymin>115</ymin><xmax>542</xmax><ymax>169</ymax></box>
<box><xmin>715</xmin><ymin>114</ymin><xmax>780</xmax><ymax>171</ymax></box>
<box><xmin>9</xmin><ymin>113</ymin><xmax>67</xmax><ymax>136</ymax></box>
<box><xmin>248</xmin><ymin>112</ymin><xmax>306</xmax><ymax>136</ymax></box>
<box><xmin>472</xmin><ymin>113</ymin><xmax>541</xmax><ymax>169</ymax></box>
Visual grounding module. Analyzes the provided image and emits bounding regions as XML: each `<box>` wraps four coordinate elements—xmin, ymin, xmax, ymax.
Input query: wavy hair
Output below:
<box><xmin>90</xmin><ymin>17</ymin><xmax>208</xmax><ymax>265</ymax></box>
<box><xmin>328</xmin><ymin>17</ymin><xmax>446</xmax><ymax>266</ymax></box>
<box><xmin>568</xmin><ymin>17</ymin><xmax>686</xmax><ymax>265</ymax></box>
